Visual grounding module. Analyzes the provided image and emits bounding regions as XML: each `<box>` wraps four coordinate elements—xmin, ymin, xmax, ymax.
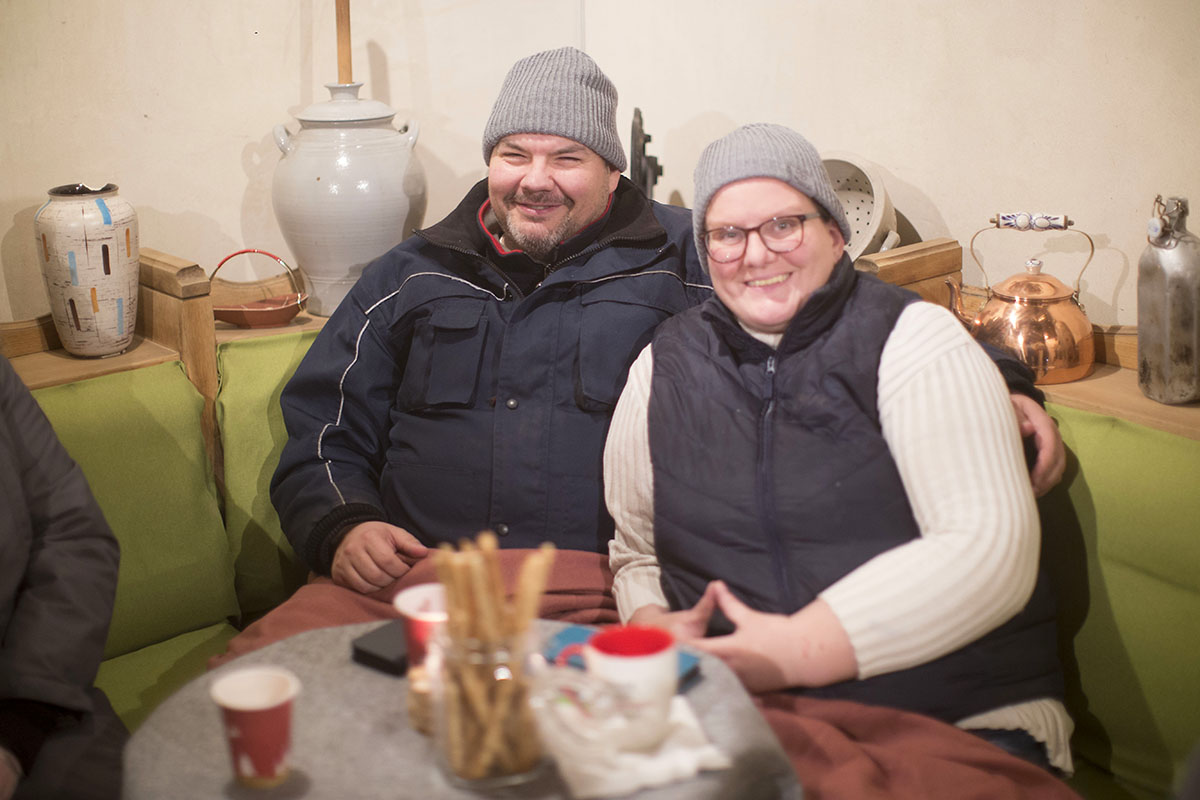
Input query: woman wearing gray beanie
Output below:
<box><xmin>604</xmin><ymin>123</ymin><xmax>1074</xmax><ymax>776</ymax></box>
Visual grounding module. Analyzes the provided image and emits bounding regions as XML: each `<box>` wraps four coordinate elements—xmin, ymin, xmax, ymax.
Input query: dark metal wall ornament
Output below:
<box><xmin>629</xmin><ymin>108</ymin><xmax>663</xmax><ymax>198</ymax></box>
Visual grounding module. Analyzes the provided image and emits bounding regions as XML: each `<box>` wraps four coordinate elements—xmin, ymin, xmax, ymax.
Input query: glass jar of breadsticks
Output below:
<box><xmin>428</xmin><ymin>534</ymin><xmax>555</xmax><ymax>789</ymax></box>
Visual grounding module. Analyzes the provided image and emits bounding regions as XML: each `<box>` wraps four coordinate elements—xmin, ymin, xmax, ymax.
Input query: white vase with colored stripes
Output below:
<box><xmin>35</xmin><ymin>183</ymin><xmax>139</xmax><ymax>357</ymax></box>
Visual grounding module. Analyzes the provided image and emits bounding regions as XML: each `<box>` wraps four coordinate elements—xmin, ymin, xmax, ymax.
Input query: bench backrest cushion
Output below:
<box><xmin>33</xmin><ymin>361</ymin><xmax>239</xmax><ymax>658</ymax></box>
<box><xmin>1041</xmin><ymin>403</ymin><xmax>1200</xmax><ymax>798</ymax></box>
<box><xmin>215</xmin><ymin>332</ymin><xmax>317</xmax><ymax>618</ymax></box>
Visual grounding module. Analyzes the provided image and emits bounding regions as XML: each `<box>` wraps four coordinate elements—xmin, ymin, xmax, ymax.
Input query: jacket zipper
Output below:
<box><xmin>757</xmin><ymin>355</ymin><xmax>794</xmax><ymax>610</ymax></box>
<box><xmin>548</xmin><ymin>229</ymin><xmax>652</xmax><ymax>272</ymax></box>
<box><xmin>418</xmin><ymin>232</ymin><xmax>666</xmax><ymax>298</ymax></box>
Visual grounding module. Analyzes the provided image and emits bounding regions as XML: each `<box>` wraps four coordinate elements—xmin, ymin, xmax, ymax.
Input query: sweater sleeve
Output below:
<box><xmin>819</xmin><ymin>302</ymin><xmax>1040</xmax><ymax>679</ymax></box>
<box><xmin>604</xmin><ymin>344</ymin><xmax>670</xmax><ymax>621</ymax></box>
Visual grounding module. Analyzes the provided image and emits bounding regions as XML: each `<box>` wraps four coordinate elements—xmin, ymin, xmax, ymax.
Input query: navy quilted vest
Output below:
<box><xmin>648</xmin><ymin>256</ymin><xmax>1063</xmax><ymax>723</ymax></box>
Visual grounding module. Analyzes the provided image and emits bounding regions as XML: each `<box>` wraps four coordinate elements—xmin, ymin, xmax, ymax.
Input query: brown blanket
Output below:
<box><xmin>211</xmin><ymin>548</ymin><xmax>619</xmax><ymax>668</ymax></box>
<box><xmin>211</xmin><ymin>550</ymin><xmax>1079</xmax><ymax>798</ymax></box>
<box><xmin>757</xmin><ymin>693</ymin><xmax>1081</xmax><ymax>799</ymax></box>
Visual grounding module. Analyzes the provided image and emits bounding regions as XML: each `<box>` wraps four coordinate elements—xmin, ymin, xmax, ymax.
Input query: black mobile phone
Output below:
<box><xmin>351</xmin><ymin>620</ymin><xmax>409</xmax><ymax>676</ymax></box>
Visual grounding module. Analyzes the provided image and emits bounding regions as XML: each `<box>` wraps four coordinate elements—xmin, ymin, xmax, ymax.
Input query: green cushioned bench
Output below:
<box><xmin>1043</xmin><ymin>404</ymin><xmax>1200</xmax><ymax>800</ymax></box>
<box><xmin>215</xmin><ymin>331</ymin><xmax>316</xmax><ymax>620</ymax></box>
<box><xmin>25</xmin><ymin>330</ymin><xmax>321</xmax><ymax>731</ymax></box>
<box><xmin>25</xmin><ymin>325</ymin><xmax>1200</xmax><ymax>799</ymax></box>
<box><xmin>33</xmin><ymin>362</ymin><xmax>240</xmax><ymax>730</ymax></box>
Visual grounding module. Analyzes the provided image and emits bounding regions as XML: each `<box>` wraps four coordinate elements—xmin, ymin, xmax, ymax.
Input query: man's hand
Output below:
<box><xmin>1010</xmin><ymin>393</ymin><xmax>1066</xmax><ymax>497</ymax></box>
<box><xmin>0</xmin><ymin>746</ymin><xmax>20</xmax><ymax>800</ymax></box>
<box><xmin>331</xmin><ymin>521</ymin><xmax>429</xmax><ymax>594</ymax></box>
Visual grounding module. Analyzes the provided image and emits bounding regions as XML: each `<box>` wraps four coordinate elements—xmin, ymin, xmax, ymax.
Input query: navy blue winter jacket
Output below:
<box><xmin>271</xmin><ymin>177</ymin><xmax>710</xmax><ymax>574</ymax></box>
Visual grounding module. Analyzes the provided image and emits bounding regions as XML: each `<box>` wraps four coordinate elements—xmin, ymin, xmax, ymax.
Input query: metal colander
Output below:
<box><xmin>822</xmin><ymin>153</ymin><xmax>899</xmax><ymax>262</ymax></box>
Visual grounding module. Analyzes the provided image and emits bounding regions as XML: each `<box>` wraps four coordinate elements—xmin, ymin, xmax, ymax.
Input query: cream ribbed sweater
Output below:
<box><xmin>603</xmin><ymin>301</ymin><xmax>1073</xmax><ymax>772</ymax></box>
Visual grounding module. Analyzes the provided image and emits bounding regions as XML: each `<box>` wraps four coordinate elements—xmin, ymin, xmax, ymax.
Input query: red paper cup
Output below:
<box><xmin>210</xmin><ymin>666</ymin><xmax>301</xmax><ymax>788</ymax></box>
<box><xmin>392</xmin><ymin>583</ymin><xmax>447</xmax><ymax>667</ymax></box>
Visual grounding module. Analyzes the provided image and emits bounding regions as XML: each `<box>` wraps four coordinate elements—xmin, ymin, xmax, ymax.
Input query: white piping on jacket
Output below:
<box><xmin>313</xmin><ymin>269</ymin><xmax>708</xmax><ymax>500</ymax></box>
<box><xmin>315</xmin><ymin>272</ymin><xmax>505</xmax><ymax>500</ymax></box>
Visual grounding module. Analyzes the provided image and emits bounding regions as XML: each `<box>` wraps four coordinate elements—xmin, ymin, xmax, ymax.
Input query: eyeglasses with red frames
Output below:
<box><xmin>703</xmin><ymin>213</ymin><xmax>823</xmax><ymax>263</ymax></box>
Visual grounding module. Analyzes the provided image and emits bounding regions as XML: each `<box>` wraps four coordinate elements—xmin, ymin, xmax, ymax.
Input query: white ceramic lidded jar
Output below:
<box><xmin>271</xmin><ymin>83</ymin><xmax>426</xmax><ymax>316</ymax></box>
<box><xmin>34</xmin><ymin>183</ymin><xmax>139</xmax><ymax>357</ymax></box>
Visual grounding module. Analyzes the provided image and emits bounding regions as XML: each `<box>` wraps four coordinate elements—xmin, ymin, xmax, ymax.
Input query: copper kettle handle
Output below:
<box><xmin>968</xmin><ymin>213</ymin><xmax>1095</xmax><ymax>300</ymax></box>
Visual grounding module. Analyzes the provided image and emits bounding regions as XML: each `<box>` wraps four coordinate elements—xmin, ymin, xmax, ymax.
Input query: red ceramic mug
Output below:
<box><xmin>555</xmin><ymin>625</ymin><xmax>678</xmax><ymax>750</ymax></box>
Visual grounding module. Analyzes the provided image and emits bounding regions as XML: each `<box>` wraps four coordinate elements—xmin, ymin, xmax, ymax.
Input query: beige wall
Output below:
<box><xmin>3</xmin><ymin>0</ymin><xmax>1197</xmax><ymax>325</ymax></box>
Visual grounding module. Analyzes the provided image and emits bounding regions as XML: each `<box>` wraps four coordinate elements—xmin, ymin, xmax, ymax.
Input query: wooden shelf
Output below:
<box><xmin>952</xmin><ymin>281</ymin><xmax>1197</xmax><ymax>439</ymax></box>
<box><xmin>1043</xmin><ymin>363</ymin><xmax>1200</xmax><ymax>441</ymax></box>
<box><xmin>10</xmin><ymin>335</ymin><xmax>179</xmax><ymax>390</ymax></box>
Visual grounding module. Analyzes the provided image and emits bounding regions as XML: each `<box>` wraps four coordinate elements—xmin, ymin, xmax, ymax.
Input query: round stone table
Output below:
<box><xmin>123</xmin><ymin>621</ymin><xmax>800</xmax><ymax>799</ymax></box>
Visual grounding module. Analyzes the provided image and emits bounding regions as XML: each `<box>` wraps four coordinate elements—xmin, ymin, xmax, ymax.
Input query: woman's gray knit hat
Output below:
<box><xmin>482</xmin><ymin>47</ymin><xmax>627</xmax><ymax>172</ymax></box>
<box><xmin>692</xmin><ymin>123</ymin><xmax>850</xmax><ymax>270</ymax></box>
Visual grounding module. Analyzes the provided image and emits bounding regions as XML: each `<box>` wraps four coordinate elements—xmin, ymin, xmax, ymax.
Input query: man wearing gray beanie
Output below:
<box><xmin>477</xmin><ymin>46</ymin><xmax>627</xmax><ymax>265</ymax></box>
<box><xmin>270</xmin><ymin>46</ymin><xmax>709</xmax><ymax>594</ymax></box>
<box><xmin>268</xmin><ymin>47</ymin><xmax>1059</xmax><ymax>612</ymax></box>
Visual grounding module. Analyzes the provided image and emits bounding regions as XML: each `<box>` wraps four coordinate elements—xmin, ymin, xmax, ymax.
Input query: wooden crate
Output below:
<box><xmin>856</xmin><ymin>237</ymin><xmax>962</xmax><ymax>307</ymax></box>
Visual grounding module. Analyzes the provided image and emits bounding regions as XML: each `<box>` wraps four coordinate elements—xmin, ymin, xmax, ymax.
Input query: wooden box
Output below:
<box><xmin>856</xmin><ymin>237</ymin><xmax>962</xmax><ymax>308</ymax></box>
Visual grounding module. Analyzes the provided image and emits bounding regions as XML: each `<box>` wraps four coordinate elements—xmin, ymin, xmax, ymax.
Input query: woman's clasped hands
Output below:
<box><xmin>629</xmin><ymin>581</ymin><xmax>858</xmax><ymax>694</ymax></box>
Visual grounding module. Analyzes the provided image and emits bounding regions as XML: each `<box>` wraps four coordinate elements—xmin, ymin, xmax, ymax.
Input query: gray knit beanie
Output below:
<box><xmin>482</xmin><ymin>47</ymin><xmax>626</xmax><ymax>172</ymax></box>
<box><xmin>692</xmin><ymin>123</ymin><xmax>850</xmax><ymax>270</ymax></box>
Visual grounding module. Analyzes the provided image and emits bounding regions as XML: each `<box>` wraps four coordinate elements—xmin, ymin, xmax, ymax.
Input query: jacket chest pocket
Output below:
<box><xmin>397</xmin><ymin>301</ymin><xmax>489</xmax><ymax>409</ymax></box>
<box><xmin>575</xmin><ymin>279</ymin><xmax>684</xmax><ymax>411</ymax></box>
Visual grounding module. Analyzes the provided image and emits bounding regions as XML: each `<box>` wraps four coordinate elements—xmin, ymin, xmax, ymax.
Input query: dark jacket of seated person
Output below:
<box><xmin>0</xmin><ymin>355</ymin><xmax>126</xmax><ymax>800</ymax></box>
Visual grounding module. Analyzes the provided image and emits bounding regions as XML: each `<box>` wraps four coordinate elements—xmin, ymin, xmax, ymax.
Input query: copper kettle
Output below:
<box><xmin>946</xmin><ymin>213</ymin><xmax>1095</xmax><ymax>385</ymax></box>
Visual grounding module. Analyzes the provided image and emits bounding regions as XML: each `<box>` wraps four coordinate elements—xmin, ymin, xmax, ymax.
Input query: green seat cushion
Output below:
<box><xmin>1066</xmin><ymin>759</ymin><xmax>1160</xmax><ymax>800</ymax></box>
<box><xmin>33</xmin><ymin>362</ymin><xmax>239</xmax><ymax>658</ymax></box>
<box><xmin>1041</xmin><ymin>404</ymin><xmax>1200</xmax><ymax>798</ymax></box>
<box><xmin>95</xmin><ymin>621</ymin><xmax>238</xmax><ymax>730</ymax></box>
<box><xmin>216</xmin><ymin>332</ymin><xmax>317</xmax><ymax>617</ymax></box>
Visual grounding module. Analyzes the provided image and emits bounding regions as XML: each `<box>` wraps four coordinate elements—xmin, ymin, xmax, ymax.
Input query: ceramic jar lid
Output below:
<box><xmin>296</xmin><ymin>83</ymin><xmax>396</xmax><ymax>123</ymax></box>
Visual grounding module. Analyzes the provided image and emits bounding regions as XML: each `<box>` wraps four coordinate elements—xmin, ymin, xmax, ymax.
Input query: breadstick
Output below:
<box><xmin>511</xmin><ymin>686</ymin><xmax>542</xmax><ymax>771</ymax></box>
<box><xmin>466</xmin><ymin>549</ymin><xmax>500</xmax><ymax>645</ymax></box>
<box><xmin>443</xmin><ymin>669</ymin><xmax>466</xmax><ymax>774</ymax></box>
<box><xmin>467</xmin><ymin>675</ymin><xmax>518</xmax><ymax>776</ymax></box>
<box><xmin>434</xmin><ymin>545</ymin><xmax>467</xmax><ymax>640</ymax></box>
<box><xmin>476</xmin><ymin>531</ymin><xmax>512</xmax><ymax>635</ymax></box>
<box><xmin>449</xmin><ymin>551</ymin><xmax>478</xmax><ymax>641</ymax></box>
<box><xmin>512</xmin><ymin>543</ymin><xmax>556</xmax><ymax>633</ymax></box>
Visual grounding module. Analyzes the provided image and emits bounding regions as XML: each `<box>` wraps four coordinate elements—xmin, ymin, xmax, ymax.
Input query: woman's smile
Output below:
<box><xmin>746</xmin><ymin>273</ymin><xmax>792</xmax><ymax>288</ymax></box>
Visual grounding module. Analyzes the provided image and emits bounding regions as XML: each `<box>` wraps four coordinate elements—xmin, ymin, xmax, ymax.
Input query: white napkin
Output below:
<box><xmin>543</xmin><ymin>695</ymin><xmax>732</xmax><ymax>799</ymax></box>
